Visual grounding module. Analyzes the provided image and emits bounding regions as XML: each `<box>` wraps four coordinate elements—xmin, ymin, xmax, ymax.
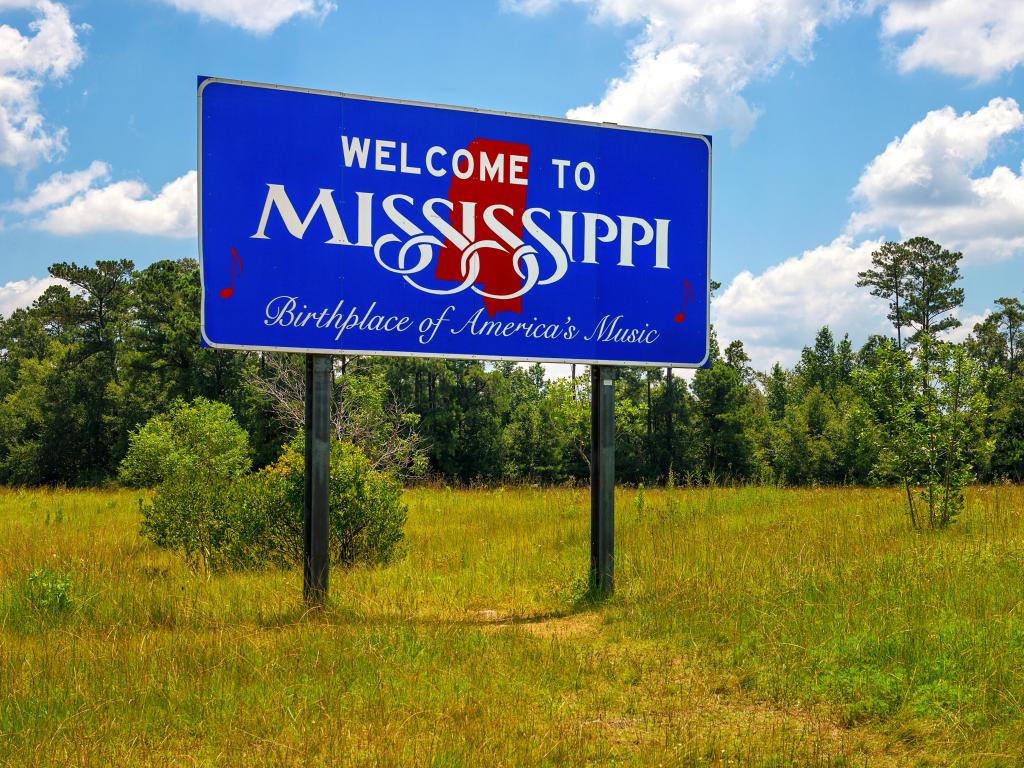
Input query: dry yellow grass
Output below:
<box><xmin>2</xmin><ymin>484</ymin><xmax>1023</xmax><ymax>766</ymax></box>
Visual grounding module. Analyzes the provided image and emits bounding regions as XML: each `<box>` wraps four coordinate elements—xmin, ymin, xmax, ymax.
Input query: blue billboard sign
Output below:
<box><xmin>198</xmin><ymin>78</ymin><xmax>711</xmax><ymax>366</ymax></box>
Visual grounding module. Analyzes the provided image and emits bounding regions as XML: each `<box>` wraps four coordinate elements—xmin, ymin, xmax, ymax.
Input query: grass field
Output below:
<box><xmin>2</xmin><ymin>485</ymin><xmax>1023</xmax><ymax>766</ymax></box>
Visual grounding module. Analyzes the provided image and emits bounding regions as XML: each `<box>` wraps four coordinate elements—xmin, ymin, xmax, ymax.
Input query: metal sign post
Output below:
<box><xmin>303</xmin><ymin>354</ymin><xmax>331</xmax><ymax>605</ymax></box>
<box><xmin>590</xmin><ymin>366</ymin><xmax>615</xmax><ymax>594</ymax></box>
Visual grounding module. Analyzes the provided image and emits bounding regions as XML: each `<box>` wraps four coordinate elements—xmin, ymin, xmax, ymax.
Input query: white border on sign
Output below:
<box><xmin>196</xmin><ymin>76</ymin><xmax>712</xmax><ymax>368</ymax></box>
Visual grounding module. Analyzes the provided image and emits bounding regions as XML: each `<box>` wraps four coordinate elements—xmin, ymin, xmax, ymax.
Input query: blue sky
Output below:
<box><xmin>1</xmin><ymin>0</ymin><xmax>1022</xmax><ymax>369</ymax></box>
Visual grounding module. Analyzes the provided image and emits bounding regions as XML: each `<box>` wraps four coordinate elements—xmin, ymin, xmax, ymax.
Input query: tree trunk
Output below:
<box><xmin>904</xmin><ymin>478</ymin><xmax>918</xmax><ymax>530</ymax></box>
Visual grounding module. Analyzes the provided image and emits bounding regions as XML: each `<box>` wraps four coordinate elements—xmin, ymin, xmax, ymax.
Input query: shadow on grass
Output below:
<box><xmin>253</xmin><ymin>569</ymin><xmax>617</xmax><ymax>631</ymax></box>
<box><xmin>254</xmin><ymin>596</ymin><xmax>610</xmax><ymax>633</ymax></box>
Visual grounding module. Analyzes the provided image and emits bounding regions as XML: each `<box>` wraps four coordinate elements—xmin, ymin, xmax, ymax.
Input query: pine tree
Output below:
<box><xmin>993</xmin><ymin>297</ymin><xmax>1023</xmax><ymax>376</ymax></box>
<box><xmin>766</xmin><ymin>362</ymin><xmax>788</xmax><ymax>421</ymax></box>
<box><xmin>901</xmin><ymin>237</ymin><xmax>964</xmax><ymax>344</ymax></box>
<box><xmin>857</xmin><ymin>241</ymin><xmax>910</xmax><ymax>348</ymax></box>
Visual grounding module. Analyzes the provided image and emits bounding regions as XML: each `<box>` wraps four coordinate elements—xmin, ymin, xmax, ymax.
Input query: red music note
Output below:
<box><xmin>673</xmin><ymin>279</ymin><xmax>694</xmax><ymax>323</ymax></box>
<box><xmin>219</xmin><ymin>247</ymin><xmax>242</xmax><ymax>299</ymax></box>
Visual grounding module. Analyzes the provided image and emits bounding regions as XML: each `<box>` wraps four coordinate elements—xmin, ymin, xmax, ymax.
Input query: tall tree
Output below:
<box><xmin>724</xmin><ymin>339</ymin><xmax>753</xmax><ymax>383</ymax></box>
<box><xmin>967</xmin><ymin>315</ymin><xmax>1008</xmax><ymax>372</ymax></box>
<box><xmin>42</xmin><ymin>260</ymin><xmax>135</xmax><ymax>481</ymax></box>
<box><xmin>901</xmin><ymin>237</ymin><xmax>964</xmax><ymax>344</ymax></box>
<box><xmin>47</xmin><ymin>260</ymin><xmax>135</xmax><ymax>371</ymax></box>
<box><xmin>993</xmin><ymin>297</ymin><xmax>1023</xmax><ymax>376</ymax></box>
<box><xmin>857</xmin><ymin>241</ymin><xmax>910</xmax><ymax>348</ymax></box>
<box><xmin>795</xmin><ymin>326</ymin><xmax>836</xmax><ymax>394</ymax></box>
<box><xmin>765</xmin><ymin>362</ymin><xmax>788</xmax><ymax>421</ymax></box>
<box><xmin>835</xmin><ymin>334</ymin><xmax>855</xmax><ymax>386</ymax></box>
<box><xmin>691</xmin><ymin>360</ymin><xmax>755</xmax><ymax>481</ymax></box>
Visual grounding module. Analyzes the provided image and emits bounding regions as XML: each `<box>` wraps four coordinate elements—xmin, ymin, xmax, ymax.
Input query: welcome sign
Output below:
<box><xmin>198</xmin><ymin>78</ymin><xmax>711</xmax><ymax>366</ymax></box>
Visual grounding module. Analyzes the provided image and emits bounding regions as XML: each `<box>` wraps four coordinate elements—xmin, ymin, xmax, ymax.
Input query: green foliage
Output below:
<box><xmin>337</xmin><ymin>365</ymin><xmax>427</xmax><ymax>477</ymax></box>
<box><xmin>901</xmin><ymin>236</ymin><xmax>965</xmax><ymax>343</ymax></box>
<box><xmin>969</xmin><ymin>297</ymin><xmax>1024</xmax><ymax>379</ymax></box>
<box><xmin>0</xmin><ymin>258</ymin><xmax>262</xmax><ymax>486</ymax></box>
<box><xmin>120</xmin><ymin>397</ymin><xmax>404</xmax><ymax>572</ymax></box>
<box><xmin>0</xmin><ymin>254</ymin><xmax>1020</xmax><ymax>490</ymax></box>
<box><xmin>857</xmin><ymin>336</ymin><xmax>990</xmax><ymax>528</ymax></box>
<box><xmin>765</xmin><ymin>362</ymin><xmax>788</xmax><ymax>420</ymax></box>
<box><xmin>23</xmin><ymin>567</ymin><xmax>73</xmax><ymax>614</ymax></box>
<box><xmin>857</xmin><ymin>237</ymin><xmax>965</xmax><ymax>347</ymax></box>
<box><xmin>221</xmin><ymin>468</ymin><xmax>295</xmax><ymax>570</ymax></box>
<box><xmin>857</xmin><ymin>240</ymin><xmax>911</xmax><ymax>348</ymax></box>
<box><xmin>633</xmin><ymin>482</ymin><xmax>646</xmax><ymax>517</ymax></box>
<box><xmin>691</xmin><ymin>360</ymin><xmax>756</xmax><ymax>481</ymax></box>
<box><xmin>123</xmin><ymin>398</ymin><xmax>253</xmax><ymax>571</ymax></box>
<box><xmin>274</xmin><ymin>438</ymin><xmax>407</xmax><ymax>567</ymax></box>
<box><xmin>916</xmin><ymin>336</ymin><xmax>991</xmax><ymax>527</ymax></box>
<box><xmin>990</xmin><ymin>377</ymin><xmax>1024</xmax><ymax>480</ymax></box>
<box><xmin>120</xmin><ymin>397</ymin><xmax>251</xmax><ymax>487</ymax></box>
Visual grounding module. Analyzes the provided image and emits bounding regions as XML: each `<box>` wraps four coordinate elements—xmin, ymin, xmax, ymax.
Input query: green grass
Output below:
<box><xmin>2</xmin><ymin>484</ymin><xmax>1023</xmax><ymax>766</ymax></box>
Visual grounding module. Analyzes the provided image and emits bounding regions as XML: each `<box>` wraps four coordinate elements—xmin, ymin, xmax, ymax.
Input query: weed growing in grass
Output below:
<box><xmin>44</xmin><ymin>499</ymin><xmax>64</xmax><ymax>525</ymax></box>
<box><xmin>23</xmin><ymin>567</ymin><xmax>73</xmax><ymax>613</ymax></box>
<box><xmin>555</xmin><ymin>571</ymin><xmax>609</xmax><ymax>609</ymax></box>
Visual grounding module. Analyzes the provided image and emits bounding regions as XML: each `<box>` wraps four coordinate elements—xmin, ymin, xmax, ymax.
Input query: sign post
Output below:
<box><xmin>590</xmin><ymin>366</ymin><xmax>615</xmax><ymax>594</ymax></box>
<box><xmin>303</xmin><ymin>354</ymin><xmax>331</xmax><ymax>605</ymax></box>
<box><xmin>198</xmin><ymin>77</ymin><xmax>710</xmax><ymax>602</ymax></box>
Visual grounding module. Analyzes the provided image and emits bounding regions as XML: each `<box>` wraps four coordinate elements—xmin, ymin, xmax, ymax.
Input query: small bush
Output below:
<box><xmin>224</xmin><ymin>468</ymin><xmax>296</xmax><ymax>570</ymax></box>
<box><xmin>120</xmin><ymin>397</ymin><xmax>251</xmax><ymax>488</ymax></box>
<box><xmin>273</xmin><ymin>437</ymin><xmax>407</xmax><ymax>567</ymax></box>
<box><xmin>120</xmin><ymin>399</ymin><xmax>406</xmax><ymax>573</ymax></box>
<box><xmin>122</xmin><ymin>398</ymin><xmax>253</xmax><ymax>572</ymax></box>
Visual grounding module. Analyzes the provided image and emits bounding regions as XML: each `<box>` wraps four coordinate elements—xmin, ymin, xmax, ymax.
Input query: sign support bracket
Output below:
<box><xmin>590</xmin><ymin>365</ymin><xmax>615</xmax><ymax>595</ymax></box>
<box><xmin>304</xmin><ymin>354</ymin><xmax>332</xmax><ymax>605</ymax></box>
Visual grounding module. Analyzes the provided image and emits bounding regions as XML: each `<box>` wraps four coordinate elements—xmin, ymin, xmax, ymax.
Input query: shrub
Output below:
<box><xmin>120</xmin><ymin>398</ymin><xmax>405</xmax><ymax>573</ymax></box>
<box><xmin>119</xmin><ymin>397</ymin><xmax>251</xmax><ymax>488</ymax></box>
<box><xmin>273</xmin><ymin>437</ymin><xmax>407</xmax><ymax>567</ymax></box>
<box><xmin>224</xmin><ymin>468</ymin><xmax>296</xmax><ymax>569</ymax></box>
<box><xmin>121</xmin><ymin>398</ymin><xmax>253</xmax><ymax>572</ymax></box>
<box><xmin>856</xmin><ymin>336</ymin><xmax>991</xmax><ymax>529</ymax></box>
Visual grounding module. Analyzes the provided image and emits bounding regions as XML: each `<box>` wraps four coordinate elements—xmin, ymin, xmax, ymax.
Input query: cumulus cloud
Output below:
<box><xmin>0</xmin><ymin>0</ymin><xmax>84</xmax><ymax>169</ymax></box>
<box><xmin>714</xmin><ymin>237</ymin><xmax>889</xmax><ymax>369</ymax></box>
<box><xmin>717</xmin><ymin>97</ymin><xmax>1024</xmax><ymax>370</ymax></box>
<box><xmin>158</xmin><ymin>0</ymin><xmax>336</xmax><ymax>34</ymax></box>
<box><xmin>510</xmin><ymin>0</ymin><xmax>854</xmax><ymax>139</ymax></box>
<box><xmin>35</xmin><ymin>169</ymin><xmax>197</xmax><ymax>237</ymax></box>
<box><xmin>0</xmin><ymin>274</ymin><xmax>62</xmax><ymax>316</ymax></box>
<box><xmin>944</xmin><ymin>309</ymin><xmax>990</xmax><ymax>344</ymax></box>
<box><xmin>6</xmin><ymin>159</ymin><xmax>109</xmax><ymax>213</ymax></box>
<box><xmin>879</xmin><ymin>0</ymin><xmax>1024</xmax><ymax>81</ymax></box>
<box><xmin>847</xmin><ymin>97</ymin><xmax>1024</xmax><ymax>262</ymax></box>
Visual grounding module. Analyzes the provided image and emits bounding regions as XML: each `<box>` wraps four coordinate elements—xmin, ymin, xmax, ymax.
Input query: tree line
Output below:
<box><xmin>0</xmin><ymin>237</ymin><xmax>1020</xmax><ymax>487</ymax></box>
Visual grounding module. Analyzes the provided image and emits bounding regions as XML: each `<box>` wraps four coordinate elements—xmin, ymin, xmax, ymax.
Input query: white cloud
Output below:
<box><xmin>7</xmin><ymin>159</ymin><xmax>109</xmax><ymax>213</ymax></box>
<box><xmin>0</xmin><ymin>274</ymin><xmax>62</xmax><ymax>316</ymax></box>
<box><xmin>36</xmin><ymin>169</ymin><xmax>197</xmax><ymax>237</ymax></box>
<box><xmin>718</xmin><ymin>96</ymin><xmax>1024</xmax><ymax>370</ymax></box>
<box><xmin>944</xmin><ymin>309</ymin><xmax>990</xmax><ymax>344</ymax></box>
<box><xmin>501</xmin><ymin>0</ymin><xmax>559</xmax><ymax>13</ymax></box>
<box><xmin>847</xmin><ymin>97</ymin><xmax>1024</xmax><ymax>263</ymax></box>
<box><xmin>879</xmin><ymin>0</ymin><xmax>1024</xmax><ymax>81</ymax></box>
<box><xmin>714</xmin><ymin>236</ymin><xmax>889</xmax><ymax>369</ymax></box>
<box><xmin>158</xmin><ymin>0</ymin><xmax>336</xmax><ymax>34</ymax></box>
<box><xmin>0</xmin><ymin>0</ymin><xmax>84</xmax><ymax>169</ymax></box>
<box><xmin>511</xmin><ymin>0</ymin><xmax>854</xmax><ymax>139</ymax></box>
